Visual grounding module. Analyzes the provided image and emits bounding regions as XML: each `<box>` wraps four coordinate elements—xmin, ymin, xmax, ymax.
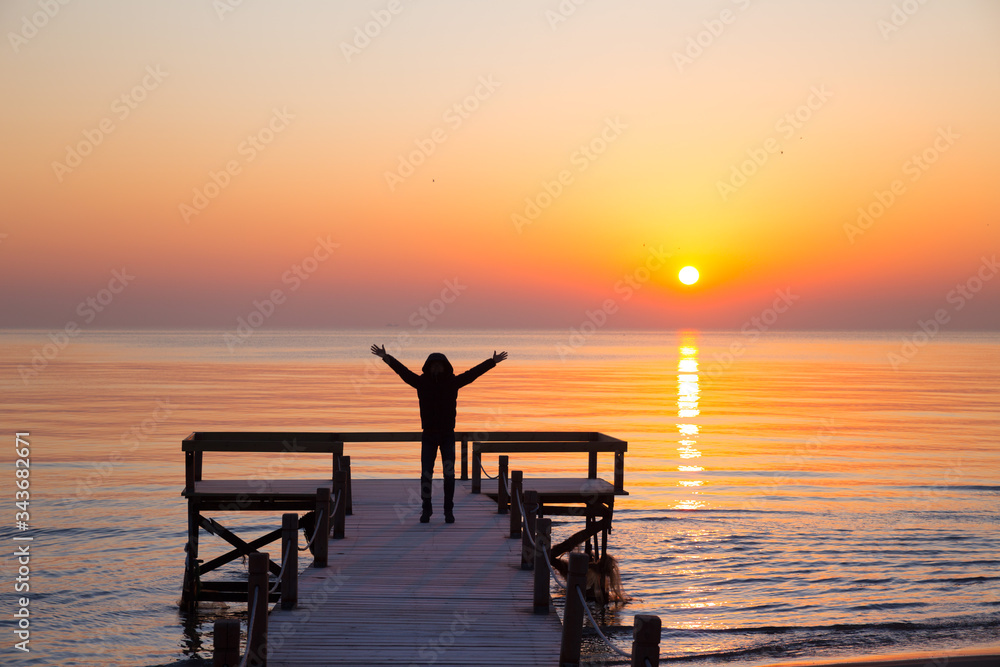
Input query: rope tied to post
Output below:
<box><xmin>541</xmin><ymin>543</ymin><xmax>566</xmax><ymax>590</ymax></box>
<box><xmin>269</xmin><ymin>539</ymin><xmax>295</xmax><ymax>594</ymax></box>
<box><xmin>479</xmin><ymin>459</ymin><xmax>498</xmax><ymax>480</ymax></box>
<box><xmin>298</xmin><ymin>509</ymin><xmax>325</xmax><ymax>552</ymax></box>
<box><xmin>514</xmin><ymin>490</ymin><xmax>539</xmax><ymax>548</ymax></box>
<box><xmin>575</xmin><ymin>584</ymin><xmax>633</xmax><ymax>661</ymax></box>
<box><xmin>238</xmin><ymin>587</ymin><xmax>260</xmax><ymax>667</ymax></box>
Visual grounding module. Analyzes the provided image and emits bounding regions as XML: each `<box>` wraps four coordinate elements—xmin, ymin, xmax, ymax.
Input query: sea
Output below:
<box><xmin>0</xmin><ymin>329</ymin><xmax>998</xmax><ymax>666</ymax></box>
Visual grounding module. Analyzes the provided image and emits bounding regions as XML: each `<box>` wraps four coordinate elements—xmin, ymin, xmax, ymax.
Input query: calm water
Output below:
<box><xmin>0</xmin><ymin>329</ymin><xmax>998</xmax><ymax>666</ymax></box>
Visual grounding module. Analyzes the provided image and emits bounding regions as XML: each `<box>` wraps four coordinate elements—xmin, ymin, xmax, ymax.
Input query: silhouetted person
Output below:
<box><xmin>371</xmin><ymin>344</ymin><xmax>507</xmax><ymax>523</ymax></box>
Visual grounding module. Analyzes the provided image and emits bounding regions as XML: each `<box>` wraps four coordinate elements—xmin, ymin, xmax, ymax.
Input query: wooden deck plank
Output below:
<box><xmin>266</xmin><ymin>479</ymin><xmax>563</xmax><ymax>666</ymax></box>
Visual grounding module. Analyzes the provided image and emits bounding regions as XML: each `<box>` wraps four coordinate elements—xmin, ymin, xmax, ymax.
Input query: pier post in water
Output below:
<box><xmin>332</xmin><ymin>471</ymin><xmax>347</xmax><ymax>540</ymax></box>
<box><xmin>559</xmin><ymin>551</ymin><xmax>588</xmax><ymax>667</ymax></box>
<box><xmin>630</xmin><ymin>614</ymin><xmax>661</xmax><ymax>667</ymax></box>
<box><xmin>341</xmin><ymin>455</ymin><xmax>353</xmax><ymax>516</ymax></box>
<box><xmin>521</xmin><ymin>489</ymin><xmax>539</xmax><ymax>570</ymax></box>
<box><xmin>212</xmin><ymin>619</ymin><xmax>240</xmax><ymax>666</ymax></box>
<box><xmin>509</xmin><ymin>470</ymin><xmax>523</xmax><ymax>538</ymax></box>
<box><xmin>497</xmin><ymin>455</ymin><xmax>509</xmax><ymax>514</ymax></box>
<box><xmin>247</xmin><ymin>552</ymin><xmax>269</xmax><ymax>666</ymax></box>
<box><xmin>471</xmin><ymin>441</ymin><xmax>482</xmax><ymax>493</ymax></box>
<box><xmin>280</xmin><ymin>513</ymin><xmax>297</xmax><ymax>609</ymax></box>
<box><xmin>533</xmin><ymin>518</ymin><xmax>552</xmax><ymax>614</ymax></box>
<box><xmin>314</xmin><ymin>487</ymin><xmax>330</xmax><ymax>567</ymax></box>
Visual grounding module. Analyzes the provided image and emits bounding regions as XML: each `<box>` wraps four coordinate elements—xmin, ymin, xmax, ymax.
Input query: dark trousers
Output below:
<box><xmin>421</xmin><ymin>430</ymin><xmax>455</xmax><ymax>512</ymax></box>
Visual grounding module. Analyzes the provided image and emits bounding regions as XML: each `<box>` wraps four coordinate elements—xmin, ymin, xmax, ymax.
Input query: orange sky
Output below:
<box><xmin>1</xmin><ymin>0</ymin><xmax>998</xmax><ymax>330</ymax></box>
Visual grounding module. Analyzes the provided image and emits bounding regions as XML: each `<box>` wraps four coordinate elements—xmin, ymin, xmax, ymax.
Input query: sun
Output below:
<box><xmin>679</xmin><ymin>266</ymin><xmax>700</xmax><ymax>285</ymax></box>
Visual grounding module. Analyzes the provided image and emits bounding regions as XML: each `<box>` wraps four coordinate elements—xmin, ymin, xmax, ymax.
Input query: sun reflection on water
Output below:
<box><xmin>675</xmin><ymin>336</ymin><xmax>705</xmax><ymax>509</ymax></box>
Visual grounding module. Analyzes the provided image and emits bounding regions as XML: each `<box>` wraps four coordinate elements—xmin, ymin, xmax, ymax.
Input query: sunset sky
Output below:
<box><xmin>2</xmin><ymin>0</ymin><xmax>998</xmax><ymax>330</ymax></box>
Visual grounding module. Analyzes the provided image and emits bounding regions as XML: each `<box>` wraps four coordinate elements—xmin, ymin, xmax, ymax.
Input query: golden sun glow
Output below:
<box><xmin>679</xmin><ymin>266</ymin><xmax>700</xmax><ymax>285</ymax></box>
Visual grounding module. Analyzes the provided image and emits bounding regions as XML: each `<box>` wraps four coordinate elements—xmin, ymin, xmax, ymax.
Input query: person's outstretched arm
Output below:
<box><xmin>371</xmin><ymin>344</ymin><xmax>420</xmax><ymax>388</ymax></box>
<box><xmin>455</xmin><ymin>350</ymin><xmax>507</xmax><ymax>388</ymax></box>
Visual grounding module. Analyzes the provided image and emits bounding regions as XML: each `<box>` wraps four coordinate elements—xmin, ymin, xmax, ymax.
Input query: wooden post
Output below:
<box><xmin>460</xmin><ymin>436</ymin><xmax>468</xmax><ymax>480</ymax></box>
<box><xmin>471</xmin><ymin>442</ymin><xmax>482</xmax><ymax>493</ymax></box>
<box><xmin>314</xmin><ymin>487</ymin><xmax>330</xmax><ymax>568</ymax></box>
<box><xmin>280</xmin><ymin>513</ymin><xmax>297</xmax><ymax>610</ymax></box>
<box><xmin>521</xmin><ymin>489</ymin><xmax>539</xmax><ymax>570</ymax></box>
<box><xmin>332</xmin><ymin>471</ymin><xmax>346</xmax><ymax>540</ymax></box>
<box><xmin>533</xmin><ymin>518</ymin><xmax>551</xmax><ymax>614</ymax></box>
<box><xmin>509</xmin><ymin>470</ymin><xmax>523</xmax><ymax>539</ymax></box>
<box><xmin>614</xmin><ymin>449</ymin><xmax>625</xmax><ymax>494</ymax></box>
<box><xmin>588</xmin><ymin>450</ymin><xmax>597</xmax><ymax>479</ymax></box>
<box><xmin>213</xmin><ymin>619</ymin><xmax>240</xmax><ymax>666</ymax></box>
<box><xmin>181</xmin><ymin>500</ymin><xmax>200</xmax><ymax>611</ymax></box>
<box><xmin>247</xmin><ymin>552</ymin><xmax>269</xmax><ymax>667</ymax></box>
<box><xmin>497</xmin><ymin>455</ymin><xmax>509</xmax><ymax>514</ymax></box>
<box><xmin>630</xmin><ymin>615</ymin><xmax>661</xmax><ymax>667</ymax></box>
<box><xmin>559</xmin><ymin>552</ymin><xmax>588</xmax><ymax>667</ymax></box>
<box><xmin>342</xmin><ymin>455</ymin><xmax>353</xmax><ymax>516</ymax></box>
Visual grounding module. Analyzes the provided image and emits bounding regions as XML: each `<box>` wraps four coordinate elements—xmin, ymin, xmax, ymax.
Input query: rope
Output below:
<box><xmin>514</xmin><ymin>491</ymin><xmax>538</xmax><ymax>549</ymax></box>
<box><xmin>541</xmin><ymin>543</ymin><xmax>566</xmax><ymax>590</ymax></box>
<box><xmin>479</xmin><ymin>459</ymin><xmax>498</xmax><ymax>480</ymax></box>
<box><xmin>576</xmin><ymin>585</ymin><xmax>632</xmax><ymax>660</ymax></box>
<box><xmin>239</xmin><ymin>587</ymin><xmax>260</xmax><ymax>667</ymax></box>
<box><xmin>298</xmin><ymin>509</ymin><xmax>325</xmax><ymax>552</ymax></box>
<box><xmin>501</xmin><ymin>470</ymin><xmax>509</xmax><ymax>495</ymax></box>
<box><xmin>269</xmin><ymin>539</ymin><xmax>294</xmax><ymax>594</ymax></box>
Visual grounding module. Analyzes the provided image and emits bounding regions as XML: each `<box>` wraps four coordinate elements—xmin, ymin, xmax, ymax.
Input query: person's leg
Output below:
<box><xmin>441</xmin><ymin>432</ymin><xmax>456</xmax><ymax>520</ymax></box>
<box><xmin>420</xmin><ymin>431</ymin><xmax>437</xmax><ymax>521</ymax></box>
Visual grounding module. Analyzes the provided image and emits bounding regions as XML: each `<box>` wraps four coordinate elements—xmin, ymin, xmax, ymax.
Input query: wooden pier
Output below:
<box><xmin>267</xmin><ymin>478</ymin><xmax>562</xmax><ymax>666</ymax></box>
<box><xmin>180</xmin><ymin>431</ymin><xmax>652</xmax><ymax>666</ymax></box>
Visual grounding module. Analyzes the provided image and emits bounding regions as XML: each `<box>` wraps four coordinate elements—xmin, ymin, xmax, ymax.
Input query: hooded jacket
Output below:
<box><xmin>382</xmin><ymin>352</ymin><xmax>496</xmax><ymax>431</ymax></box>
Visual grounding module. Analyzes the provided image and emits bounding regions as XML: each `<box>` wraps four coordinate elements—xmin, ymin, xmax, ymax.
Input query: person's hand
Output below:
<box><xmin>492</xmin><ymin>350</ymin><xmax>507</xmax><ymax>363</ymax></box>
<box><xmin>371</xmin><ymin>344</ymin><xmax>387</xmax><ymax>358</ymax></box>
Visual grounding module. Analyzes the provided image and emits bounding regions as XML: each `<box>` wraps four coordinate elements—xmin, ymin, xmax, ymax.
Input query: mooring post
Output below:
<box><xmin>460</xmin><ymin>436</ymin><xmax>468</xmax><ymax>480</ymax></box>
<box><xmin>471</xmin><ymin>442</ymin><xmax>482</xmax><ymax>493</ymax></box>
<box><xmin>630</xmin><ymin>614</ymin><xmax>662</xmax><ymax>667</ymax></box>
<box><xmin>342</xmin><ymin>455</ymin><xmax>353</xmax><ymax>516</ymax></box>
<box><xmin>559</xmin><ymin>551</ymin><xmax>588</xmax><ymax>667</ymax></box>
<box><xmin>497</xmin><ymin>455</ymin><xmax>509</xmax><ymax>514</ymax></box>
<box><xmin>213</xmin><ymin>619</ymin><xmax>240</xmax><ymax>667</ymax></box>
<box><xmin>314</xmin><ymin>487</ymin><xmax>330</xmax><ymax>567</ymax></box>
<box><xmin>509</xmin><ymin>470</ymin><xmax>523</xmax><ymax>539</ymax></box>
<box><xmin>332</xmin><ymin>471</ymin><xmax>346</xmax><ymax>540</ymax></box>
<box><xmin>521</xmin><ymin>489</ymin><xmax>539</xmax><ymax>570</ymax></box>
<box><xmin>247</xmin><ymin>552</ymin><xmax>269</xmax><ymax>666</ymax></box>
<box><xmin>614</xmin><ymin>449</ymin><xmax>625</xmax><ymax>494</ymax></box>
<box><xmin>280</xmin><ymin>513</ymin><xmax>297</xmax><ymax>610</ymax></box>
<box><xmin>533</xmin><ymin>518</ymin><xmax>552</xmax><ymax>614</ymax></box>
